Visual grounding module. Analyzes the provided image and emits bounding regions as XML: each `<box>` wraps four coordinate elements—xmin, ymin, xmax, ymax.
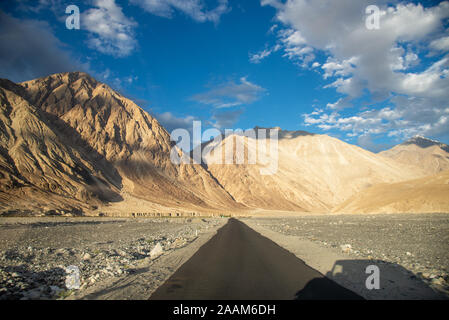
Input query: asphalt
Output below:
<box><xmin>150</xmin><ymin>218</ymin><xmax>363</xmax><ymax>300</ymax></box>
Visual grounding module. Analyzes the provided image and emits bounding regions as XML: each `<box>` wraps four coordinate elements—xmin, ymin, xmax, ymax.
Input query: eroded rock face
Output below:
<box><xmin>0</xmin><ymin>72</ymin><xmax>238</xmax><ymax>215</ymax></box>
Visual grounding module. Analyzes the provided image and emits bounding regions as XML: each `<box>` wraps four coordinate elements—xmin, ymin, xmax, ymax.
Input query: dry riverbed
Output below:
<box><xmin>243</xmin><ymin>213</ymin><xmax>449</xmax><ymax>299</ymax></box>
<box><xmin>0</xmin><ymin>217</ymin><xmax>227</xmax><ymax>300</ymax></box>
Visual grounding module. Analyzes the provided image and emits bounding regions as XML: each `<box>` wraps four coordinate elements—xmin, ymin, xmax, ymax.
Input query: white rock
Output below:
<box><xmin>340</xmin><ymin>244</ymin><xmax>352</xmax><ymax>253</ymax></box>
<box><xmin>150</xmin><ymin>242</ymin><xmax>164</xmax><ymax>259</ymax></box>
<box><xmin>65</xmin><ymin>265</ymin><xmax>81</xmax><ymax>290</ymax></box>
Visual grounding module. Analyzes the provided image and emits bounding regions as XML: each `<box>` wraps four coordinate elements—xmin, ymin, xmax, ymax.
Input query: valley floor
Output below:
<box><xmin>243</xmin><ymin>213</ymin><xmax>449</xmax><ymax>299</ymax></box>
<box><xmin>0</xmin><ymin>213</ymin><xmax>447</xmax><ymax>300</ymax></box>
<box><xmin>0</xmin><ymin>217</ymin><xmax>227</xmax><ymax>300</ymax></box>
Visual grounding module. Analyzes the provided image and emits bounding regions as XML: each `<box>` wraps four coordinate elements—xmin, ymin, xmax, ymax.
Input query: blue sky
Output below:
<box><xmin>1</xmin><ymin>0</ymin><xmax>448</xmax><ymax>151</ymax></box>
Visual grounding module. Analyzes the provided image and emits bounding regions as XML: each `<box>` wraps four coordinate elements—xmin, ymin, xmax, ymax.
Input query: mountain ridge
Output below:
<box><xmin>0</xmin><ymin>72</ymin><xmax>447</xmax><ymax>216</ymax></box>
<box><xmin>380</xmin><ymin>135</ymin><xmax>449</xmax><ymax>175</ymax></box>
<box><xmin>0</xmin><ymin>72</ymin><xmax>240</xmax><ymax>215</ymax></box>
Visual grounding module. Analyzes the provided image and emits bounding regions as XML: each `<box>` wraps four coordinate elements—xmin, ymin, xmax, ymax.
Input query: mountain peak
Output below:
<box><xmin>402</xmin><ymin>135</ymin><xmax>449</xmax><ymax>152</ymax></box>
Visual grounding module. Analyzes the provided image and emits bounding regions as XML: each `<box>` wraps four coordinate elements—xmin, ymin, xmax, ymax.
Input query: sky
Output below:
<box><xmin>0</xmin><ymin>0</ymin><xmax>448</xmax><ymax>152</ymax></box>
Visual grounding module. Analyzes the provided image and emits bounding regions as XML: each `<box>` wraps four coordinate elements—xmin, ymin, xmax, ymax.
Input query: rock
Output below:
<box><xmin>24</xmin><ymin>288</ymin><xmax>42</xmax><ymax>300</ymax></box>
<box><xmin>50</xmin><ymin>285</ymin><xmax>63</xmax><ymax>295</ymax></box>
<box><xmin>340</xmin><ymin>244</ymin><xmax>352</xmax><ymax>254</ymax></box>
<box><xmin>56</xmin><ymin>248</ymin><xmax>67</xmax><ymax>256</ymax></box>
<box><xmin>150</xmin><ymin>242</ymin><xmax>163</xmax><ymax>259</ymax></box>
<box><xmin>431</xmin><ymin>278</ymin><xmax>443</xmax><ymax>285</ymax></box>
<box><xmin>82</xmin><ymin>253</ymin><xmax>91</xmax><ymax>261</ymax></box>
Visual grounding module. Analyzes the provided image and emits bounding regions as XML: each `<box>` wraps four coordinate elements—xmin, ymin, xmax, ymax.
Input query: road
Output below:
<box><xmin>150</xmin><ymin>218</ymin><xmax>362</xmax><ymax>300</ymax></box>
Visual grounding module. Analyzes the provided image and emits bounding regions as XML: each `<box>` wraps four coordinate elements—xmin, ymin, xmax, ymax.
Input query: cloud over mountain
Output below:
<box><xmin>261</xmin><ymin>0</ymin><xmax>449</xmax><ymax>143</ymax></box>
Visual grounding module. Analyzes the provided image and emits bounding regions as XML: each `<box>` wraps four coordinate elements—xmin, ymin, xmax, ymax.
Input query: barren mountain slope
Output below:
<box><xmin>0</xmin><ymin>79</ymin><xmax>122</xmax><ymax>214</ymax></box>
<box><xmin>200</xmin><ymin>130</ymin><xmax>427</xmax><ymax>212</ymax></box>
<box><xmin>0</xmin><ymin>72</ymin><xmax>239</xmax><ymax>215</ymax></box>
<box><xmin>335</xmin><ymin>170</ymin><xmax>449</xmax><ymax>214</ymax></box>
<box><xmin>20</xmin><ymin>72</ymin><xmax>239</xmax><ymax>212</ymax></box>
<box><xmin>379</xmin><ymin>136</ymin><xmax>449</xmax><ymax>174</ymax></box>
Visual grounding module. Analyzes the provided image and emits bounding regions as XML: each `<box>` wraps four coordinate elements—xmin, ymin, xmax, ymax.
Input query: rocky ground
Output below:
<box><xmin>247</xmin><ymin>213</ymin><xmax>449</xmax><ymax>296</ymax></box>
<box><xmin>0</xmin><ymin>217</ymin><xmax>226</xmax><ymax>300</ymax></box>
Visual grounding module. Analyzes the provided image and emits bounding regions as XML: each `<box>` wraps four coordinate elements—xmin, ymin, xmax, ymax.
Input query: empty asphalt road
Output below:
<box><xmin>150</xmin><ymin>218</ymin><xmax>362</xmax><ymax>300</ymax></box>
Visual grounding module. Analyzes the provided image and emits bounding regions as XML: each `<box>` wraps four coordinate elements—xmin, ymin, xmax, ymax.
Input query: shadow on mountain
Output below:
<box><xmin>402</xmin><ymin>136</ymin><xmax>449</xmax><ymax>152</ymax></box>
<box><xmin>296</xmin><ymin>259</ymin><xmax>446</xmax><ymax>300</ymax></box>
<box><xmin>28</xmin><ymin>109</ymin><xmax>124</xmax><ymax>204</ymax></box>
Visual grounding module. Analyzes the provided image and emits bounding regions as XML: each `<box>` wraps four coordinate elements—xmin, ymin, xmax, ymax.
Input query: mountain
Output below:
<box><xmin>0</xmin><ymin>78</ymin><xmax>121</xmax><ymax>214</ymax></box>
<box><xmin>335</xmin><ymin>170</ymin><xmax>449</xmax><ymax>214</ymax></box>
<box><xmin>198</xmin><ymin>129</ymin><xmax>427</xmax><ymax>212</ymax></box>
<box><xmin>1</xmin><ymin>72</ymin><xmax>445</xmax><ymax>216</ymax></box>
<box><xmin>379</xmin><ymin>136</ymin><xmax>449</xmax><ymax>174</ymax></box>
<box><xmin>0</xmin><ymin>72</ymin><xmax>239</xmax><ymax>215</ymax></box>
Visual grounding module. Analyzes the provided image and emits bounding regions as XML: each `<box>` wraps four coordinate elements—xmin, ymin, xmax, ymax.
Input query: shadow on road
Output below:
<box><xmin>295</xmin><ymin>259</ymin><xmax>446</xmax><ymax>300</ymax></box>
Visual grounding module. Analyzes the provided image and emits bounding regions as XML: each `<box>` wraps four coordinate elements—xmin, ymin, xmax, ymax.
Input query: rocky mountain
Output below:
<box><xmin>335</xmin><ymin>170</ymin><xmax>449</xmax><ymax>214</ymax></box>
<box><xmin>1</xmin><ymin>72</ymin><xmax>445</xmax><ymax>216</ymax></box>
<box><xmin>379</xmin><ymin>136</ymin><xmax>449</xmax><ymax>174</ymax></box>
<box><xmin>0</xmin><ymin>72</ymin><xmax>238</xmax><ymax>215</ymax></box>
<box><xmin>0</xmin><ymin>78</ymin><xmax>121</xmax><ymax>214</ymax></box>
<box><xmin>198</xmin><ymin>129</ymin><xmax>427</xmax><ymax>212</ymax></box>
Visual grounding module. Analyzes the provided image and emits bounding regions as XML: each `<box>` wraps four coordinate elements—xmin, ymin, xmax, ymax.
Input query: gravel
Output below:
<box><xmin>248</xmin><ymin>213</ymin><xmax>449</xmax><ymax>295</ymax></box>
<box><xmin>0</xmin><ymin>217</ymin><xmax>224</xmax><ymax>300</ymax></box>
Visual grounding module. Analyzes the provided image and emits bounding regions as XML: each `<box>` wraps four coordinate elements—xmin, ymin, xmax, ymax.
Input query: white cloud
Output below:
<box><xmin>83</xmin><ymin>0</ymin><xmax>137</xmax><ymax>57</ymax></box>
<box><xmin>322</xmin><ymin>57</ymin><xmax>358</xmax><ymax>79</ymax></box>
<box><xmin>430</xmin><ymin>36</ymin><xmax>449</xmax><ymax>51</ymax></box>
<box><xmin>130</xmin><ymin>0</ymin><xmax>230</xmax><ymax>24</ymax></box>
<box><xmin>249</xmin><ymin>44</ymin><xmax>281</xmax><ymax>64</ymax></box>
<box><xmin>278</xmin><ymin>28</ymin><xmax>314</xmax><ymax>66</ymax></box>
<box><xmin>262</xmin><ymin>0</ymin><xmax>449</xmax><ymax>142</ymax></box>
<box><xmin>303</xmin><ymin>96</ymin><xmax>449</xmax><ymax>142</ymax></box>
<box><xmin>250</xmin><ymin>48</ymin><xmax>273</xmax><ymax>64</ymax></box>
<box><xmin>191</xmin><ymin>77</ymin><xmax>266</xmax><ymax>108</ymax></box>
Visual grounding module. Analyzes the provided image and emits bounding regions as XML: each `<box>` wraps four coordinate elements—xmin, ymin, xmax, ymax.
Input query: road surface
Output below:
<box><xmin>150</xmin><ymin>218</ymin><xmax>362</xmax><ymax>300</ymax></box>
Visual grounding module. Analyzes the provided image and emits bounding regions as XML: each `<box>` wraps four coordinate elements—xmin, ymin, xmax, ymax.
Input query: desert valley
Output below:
<box><xmin>0</xmin><ymin>72</ymin><xmax>448</xmax><ymax>300</ymax></box>
<box><xmin>1</xmin><ymin>72</ymin><xmax>448</xmax><ymax>217</ymax></box>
